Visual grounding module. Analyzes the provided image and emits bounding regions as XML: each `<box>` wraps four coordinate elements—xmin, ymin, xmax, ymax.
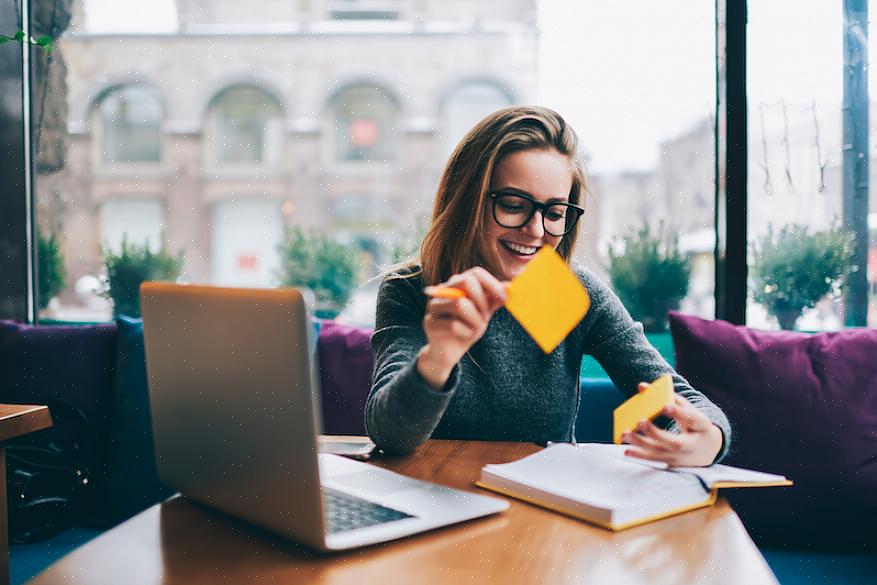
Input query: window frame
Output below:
<box><xmin>1</xmin><ymin>0</ymin><xmax>31</xmax><ymax>322</ymax></box>
<box><xmin>0</xmin><ymin>0</ymin><xmax>763</xmax><ymax>326</ymax></box>
<box><xmin>325</xmin><ymin>83</ymin><xmax>400</xmax><ymax>168</ymax></box>
<box><xmin>716</xmin><ymin>0</ymin><xmax>748</xmax><ymax>324</ymax></box>
<box><xmin>204</xmin><ymin>84</ymin><xmax>285</xmax><ymax>172</ymax></box>
<box><xmin>92</xmin><ymin>84</ymin><xmax>165</xmax><ymax>172</ymax></box>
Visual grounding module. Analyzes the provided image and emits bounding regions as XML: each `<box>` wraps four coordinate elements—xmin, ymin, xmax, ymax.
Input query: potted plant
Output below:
<box><xmin>102</xmin><ymin>238</ymin><xmax>183</xmax><ymax>317</ymax></box>
<box><xmin>276</xmin><ymin>226</ymin><xmax>358</xmax><ymax>319</ymax></box>
<box><xmin>607</xmin><ymin>224</ymin><xmax>691</xmax><ymax>332</ymax></box>
<box><xmin>751</xmin><ymin>223</ymin><xmax>855</xmax><ymax>330</ymax></box>
<box><xmin>37</xmin><ymin>230</ymin><xmax>66</xmax><ymax>310</ymax></box>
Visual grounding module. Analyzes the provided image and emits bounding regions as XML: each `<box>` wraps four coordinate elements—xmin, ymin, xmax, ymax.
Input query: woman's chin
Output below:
<box><xmin>499</xmin><ymin>260</ymin><xmax>530</xmax><ymax>281</ymax></box>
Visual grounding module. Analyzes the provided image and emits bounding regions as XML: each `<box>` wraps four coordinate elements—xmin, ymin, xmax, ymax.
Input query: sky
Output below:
<box><xmin>84</xmin><ymin>0</ymin><xmax>176</xmax><ymax>33</ymax></box>
<box><xmin>536</xmin><ymin>1</ymin><xmax>715</xmax><ymax>172</ymax></box>
<box><xmin>83</xmin><ymin>0</ymin><xmax>868</xmax><ymax>173</ymax></box>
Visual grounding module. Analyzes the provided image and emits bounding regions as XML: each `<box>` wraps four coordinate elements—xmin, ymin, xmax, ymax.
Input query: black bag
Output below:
<box><xmin>5</xmin><ymin>402</ymin><xmax>92</xmax><ymax>544</ymax></box>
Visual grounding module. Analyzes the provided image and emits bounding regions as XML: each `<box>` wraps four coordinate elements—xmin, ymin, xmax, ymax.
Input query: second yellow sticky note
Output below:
<box><xmin>613</xmin><ymin>374</ymin><xmax>675</xmax><ymax>444</ymax></box>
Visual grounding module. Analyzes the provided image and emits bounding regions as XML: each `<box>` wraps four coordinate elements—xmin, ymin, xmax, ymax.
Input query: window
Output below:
<box><xmin>439</xmin><ymin>81</ymin><xmax>512</xmax><ymax>158</ymax></box>
<box><xmin>329</xmin><ymin>85</ymin><xmax>399</xmax><ymax>163</ymax></box>
<box><xmin>329</xmin><ymin>0</ymin><xmax>399</xmax><ymax>20</ymax></box>
<box><xmin>207</xmin><ymin>86</ymin><xmax>283</xmax><ymax>165</ymax></box>
<box><xmin>99</xmin><ymin>199</ymin><xmax>164</xmax><ymax>253</ymax></box>
<box><xmin>539</xmin><ymin>1</ymin><xmax>717</xmax><ymax>329</ymax></box>
<box><xmin>95</xmin><ymin>85</ymin><xmax>162</xmax><ymax>164</ymax></box>
<box><xmin>211</xmin><ymin>199</ymin><xmax>282</xmax><ymax>287</ymax></box>
<box><xmin>331</xmin><ymin>194</ymin><xmax>396</xmax><ymax>228</ymax></box>
<box><xmin>747</xmin><ymin>1</ymin><xmax>875</xmax><ymax>329</ymax></box>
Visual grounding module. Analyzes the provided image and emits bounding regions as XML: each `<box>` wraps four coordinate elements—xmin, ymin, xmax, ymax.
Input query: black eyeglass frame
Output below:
<box><xmin>487</xmin><ymin>190</ymin><xmax>585</xmax><ymax>237</ymax></box>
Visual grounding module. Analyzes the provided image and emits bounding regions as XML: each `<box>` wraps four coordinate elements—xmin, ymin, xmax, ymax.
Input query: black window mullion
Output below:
<box><xmin>715</xmin><ymin>0</ymin><xmax>748</xmax><ymax>325</ymax></box>
<box><xmin>0</xmin><ymin>0</ymin><xmax>30</xmax><ymax>322</ymax></box>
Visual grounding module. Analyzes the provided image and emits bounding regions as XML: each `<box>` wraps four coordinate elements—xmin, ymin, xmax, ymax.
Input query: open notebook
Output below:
<box><xmin>477</xmin><ymin>443</ymin><xmax>792</xmax><ymax>531</ymax></box>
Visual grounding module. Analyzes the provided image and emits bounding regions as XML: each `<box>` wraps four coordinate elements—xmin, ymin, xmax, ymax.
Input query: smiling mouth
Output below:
<box><xmin>500</xmin><ymin>240</ymin><xmax>539</xmax><ymax>256</ymax></box>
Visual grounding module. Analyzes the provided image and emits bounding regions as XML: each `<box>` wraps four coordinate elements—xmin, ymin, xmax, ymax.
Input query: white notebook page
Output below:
<box><xmin>483</xmin><ymin>444</ymin><xmax>708</xmax><ymax>510</ymax></box>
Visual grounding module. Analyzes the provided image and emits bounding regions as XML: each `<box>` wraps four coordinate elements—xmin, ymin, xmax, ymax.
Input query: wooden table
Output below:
<box><xmin>28</xmin><ymin>440</ymin><xmax>778</xmax><ymax>585</ymax></box>
<box><xmin>0</xmin><ymin>405</ymin><xmax>53</xmax><ymax>585</ymax></box>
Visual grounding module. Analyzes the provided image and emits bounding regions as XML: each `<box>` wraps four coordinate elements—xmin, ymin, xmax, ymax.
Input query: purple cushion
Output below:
<box><xmin>669</xmin><ymin>312</ymin><xmax>877</xmax><ymax>550</ymax></box>
<box><xmin>0</xmin><ymin>320</ymin><xmax>118</xmax><ymax>516</ymax></box>
<box><xmin>317</xmin><ymin>321</ymin><xmax>374</xmax><ymax>435</ymax></box>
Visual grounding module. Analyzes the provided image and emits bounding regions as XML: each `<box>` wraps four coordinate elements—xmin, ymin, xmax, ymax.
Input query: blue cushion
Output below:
<box><xmin>575</xmin><ymin>378</ymin><xmax>626</xmax><ymax>443</ymax></box>
<box><xmin>98</xmin><ymin>316</ymin><xmax>173</xmax><ymax>526</ymax></box>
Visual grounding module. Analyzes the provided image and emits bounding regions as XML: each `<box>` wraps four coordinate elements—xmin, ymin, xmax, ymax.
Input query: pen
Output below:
<box><xmin>424</xmin><ymin>286</ymin><xmax>466</xmax><ymax>299</ymax></box>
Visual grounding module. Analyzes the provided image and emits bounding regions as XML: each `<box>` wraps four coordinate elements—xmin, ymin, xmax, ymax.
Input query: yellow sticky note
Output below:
<box><xmin>505</xmin><ymin>245</ymin><xmax>590</xmax><ymax>354</ymax></box>
<box><xmin>613</xmin><ymin>374</ymin><xmax>675</xmax><ymax>444</ymax></box>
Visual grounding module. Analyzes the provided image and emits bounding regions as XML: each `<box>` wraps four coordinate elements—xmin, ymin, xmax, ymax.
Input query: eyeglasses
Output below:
<box><xmin>487</xmin><ymin>191</ymin><xmax>584</xmax><ymax>237</ymax></box>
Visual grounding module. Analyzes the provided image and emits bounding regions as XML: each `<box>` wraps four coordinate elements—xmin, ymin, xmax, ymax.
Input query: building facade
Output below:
<box><xmin>38</xmin><ymin>0</ymin><xmax>538</xmax><ymax>316</ymax></box>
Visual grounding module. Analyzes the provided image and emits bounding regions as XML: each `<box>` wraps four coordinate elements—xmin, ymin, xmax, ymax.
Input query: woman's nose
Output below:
<box><xmin>521</xmin><ymin>210</ymin><xmax>545</xmax><ymax>238</ymax></box>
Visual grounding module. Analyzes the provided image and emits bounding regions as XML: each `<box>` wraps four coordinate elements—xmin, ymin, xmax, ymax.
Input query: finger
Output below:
<box><xmin>455</xmin><ymin>273</ymin><xmax>489</xmax><ymax>316</ymax></box>
<box><xmin>637</xmin><ymin>382</ymin><xmax>649</xmax><ymax>393</ymax></box>
<box><xmin>469</xmin><ymin>266</ymin><xmax>508</xmax><ymax>308</ymax></box>
<box><xmin>425</xmin><ymin>297</ymin><xmax>458</xmax><ymax>317</ymax></box>
<box><xmin>424</xmin><ymin>311</ymin><xmax>475</xmax><ymax>339</ymax></box>
<box><xmin>428</xmin><ymin>297</ymin><xmax>483</xmax><ymax>331</ymax></box>
<box><xmin>664</xmin><ymin>399</ymin><xmax>713</xmax><ymax>433</ymax></box>
<box><xmin>425</xmin><ymin>299</ymin><xmax>471</xmax><ymax>327</ymax></box>
<box><xmin>443</xmin><ymin>272</ymin><xmax>469</xmax><ymax>289</ymax></box>
<box><xmin>637</xmin><ymin>420</ymin><xmax>685</xmax><ymax>452</ymax></box>
<box><xmin>624</xmin><ymin>426</ymin><xmax>674</xmax><ymax>453</ymax></box>
<box><xmin>448</xmin><ymin>318</ymin><xmax>474</xmax><ymax>339</ymax></box>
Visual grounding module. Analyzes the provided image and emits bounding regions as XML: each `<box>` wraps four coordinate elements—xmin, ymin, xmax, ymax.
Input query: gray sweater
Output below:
<box><xmin>365</xmin><ymin>265</ymin><xmax>731</xmax><ymax>461</ymax></box>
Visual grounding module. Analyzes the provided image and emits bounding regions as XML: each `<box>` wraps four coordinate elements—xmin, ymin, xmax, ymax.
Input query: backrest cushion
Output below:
<box><xmin>669</xmin><ymin>311</ymin><xmax>877</xmax><ymax>550</ymax></box>
<box><xmin>317</xmin><ymin>321</ymin><xmax>374</xmax><ymax>435</ymax></box>
<box><xmin>0</xmin><ymin>320</ymin><xmax>118</xmax><ymax>519</ymax></box>
<box><xmin>575</xmin><ymin>378</ymin><xmax>626</xmax><ymax>443</ymax></box>
<box><xmin>98</xmin><ymin>316</ymin><xmax>173</xmax><ymax>527</ymax></box>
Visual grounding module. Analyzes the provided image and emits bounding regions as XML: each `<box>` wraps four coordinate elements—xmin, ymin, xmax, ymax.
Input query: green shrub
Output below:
<box><xmin>102</xmin><ymin>238</ymin><xmax>183</xmax><ymax>317</ymax></box>
<box><xmin>608</xmin><ymin>224</ymin><xmax>691</xmax><ymax>332</ymax></box>
<box><xmin>277</xmin><ymin>227</ymin><xmax>358</xmax><ymax>319</ymax></box>
<box><xmin>37</xmin><ymin>230</ymin><xmax>67</xmax><ymax>310</ymax></box>
<box><xmin>751</xmin><ymin>223</ymin><xmax>854</xmax><ymax>330</ymax></box>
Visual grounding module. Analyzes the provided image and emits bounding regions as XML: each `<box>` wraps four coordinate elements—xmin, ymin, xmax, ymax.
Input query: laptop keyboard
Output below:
<box><xmin>323</xmin><ymin>488</ymin><xmax>413</xmax><ymax>533</ymax></box>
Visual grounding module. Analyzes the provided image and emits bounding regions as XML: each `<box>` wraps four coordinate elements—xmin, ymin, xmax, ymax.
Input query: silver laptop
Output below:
<box><xmin>140</xmin><ymin>282</ymin><xmax>508</xmax><ymax>551</ymax></box>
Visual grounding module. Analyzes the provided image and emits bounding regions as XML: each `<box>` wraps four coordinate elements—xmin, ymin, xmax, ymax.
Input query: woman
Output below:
<box><xmin>365</xmin><ymin>106</ymin><xmax>730</xmax><ymax>466</ymax></box>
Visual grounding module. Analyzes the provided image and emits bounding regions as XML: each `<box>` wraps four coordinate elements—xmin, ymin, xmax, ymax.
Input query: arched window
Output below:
<box><xmin>329</xmin><ymin>85</ymin><xmax>399</xmax><ymax>162</ymax></box>
<box><xmin>439</xmin><ymin>81</ymin><xmax>512</xmax><ymax>157</ymax></box>
<box><xmin>207</xmin><ymin>86</ymin><xmax>284</xmax><ymax>165</ymax></box>
<box><xmin>96</xmin><ymin>85</ymin><xmax>162</xmax><ymax>163</ymax></box>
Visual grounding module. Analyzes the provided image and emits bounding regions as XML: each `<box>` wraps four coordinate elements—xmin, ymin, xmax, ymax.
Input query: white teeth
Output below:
<box><xmin>504</xmin><ymin>241</ymin><xmax>538</xmax><ymax>255</ymax></box>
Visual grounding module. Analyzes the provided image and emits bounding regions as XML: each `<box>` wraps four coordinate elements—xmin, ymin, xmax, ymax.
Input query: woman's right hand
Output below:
<box><xmin>417</xmin><ymin>267</ymin><xmax>507</xmax><ymax>390</ymax></box>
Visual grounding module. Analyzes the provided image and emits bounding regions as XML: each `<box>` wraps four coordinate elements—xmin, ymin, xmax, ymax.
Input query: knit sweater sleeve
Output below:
<box><xmin>364</xmin><ymin>272</ymin><xmax>461</xmax><ymax>454</ymax></box>
<box><xmin>578</xmin><ymin>267</ymin><xmax>732</xmax><ymax>463</ymax></box>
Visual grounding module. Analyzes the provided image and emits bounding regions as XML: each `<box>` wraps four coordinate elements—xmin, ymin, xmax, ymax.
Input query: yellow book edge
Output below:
<box><xmin>712</xmin><ymin>480</ymin><xmax>793</xmax><ymax>489</ymax></box>
<box><xmin>475</xmin><ymin>479</ymin><xmax>792</xmax><ymax>531</ymax></box>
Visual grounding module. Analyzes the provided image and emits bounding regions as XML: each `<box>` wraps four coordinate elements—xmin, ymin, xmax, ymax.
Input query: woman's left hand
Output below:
<box><xmin>621</xmin><ymin>385</ymin><xmax>724</xmax><ymax>467</ymax></box>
